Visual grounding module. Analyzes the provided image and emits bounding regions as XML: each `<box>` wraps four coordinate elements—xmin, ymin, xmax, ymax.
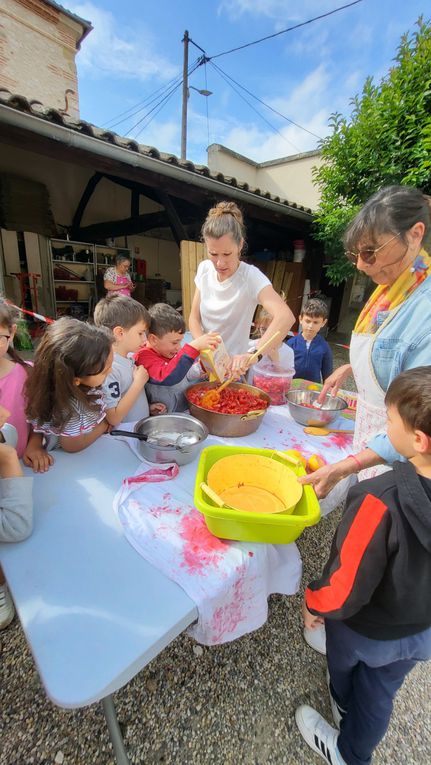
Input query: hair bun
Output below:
<box><xmin>208</xmin><ymin>201</ymin><xmax>244</xmax><ymax>227</ymax></box>
<box><xmin>201</xmin><ymin>199</ymin><xmax>246</xmax><ymax>247</ymax></box>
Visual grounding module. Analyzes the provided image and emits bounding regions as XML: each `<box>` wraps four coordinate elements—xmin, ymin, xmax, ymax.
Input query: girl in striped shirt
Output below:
<box><xmin>26</xmin><ymin>318</ymin><xmax>114</xmax><ymax>453</ymax></box>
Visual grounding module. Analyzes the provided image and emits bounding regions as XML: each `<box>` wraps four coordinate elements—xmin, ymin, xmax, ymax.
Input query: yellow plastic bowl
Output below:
<box><xmin>194</xmin><ymin>446</ymin><xmax>320</xmax><ymax>544</ymax></box>
<box><xmin>207</xmin><ymin>454</ymin><xmax>303</xmax><ymax>515</ymax></box>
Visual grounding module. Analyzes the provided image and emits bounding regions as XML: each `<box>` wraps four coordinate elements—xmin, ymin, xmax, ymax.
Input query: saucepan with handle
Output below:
<box><xmin>111</xmin><ymin>413</ymin><xmax>209</xmax><ymax>465</ymax></box>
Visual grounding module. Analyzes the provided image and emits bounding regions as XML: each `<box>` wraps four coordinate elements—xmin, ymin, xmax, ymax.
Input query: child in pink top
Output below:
<box><xmin>0</xmin><ymin>302</ymin><xmax>52</xmax><ymax>472</ymax></box>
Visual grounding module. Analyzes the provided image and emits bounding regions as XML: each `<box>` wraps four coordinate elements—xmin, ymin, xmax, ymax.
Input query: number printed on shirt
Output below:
<box><xmin>108</xmin><ymin>381</ymin><xmax>121</xmax><ymax>399</ymax></box>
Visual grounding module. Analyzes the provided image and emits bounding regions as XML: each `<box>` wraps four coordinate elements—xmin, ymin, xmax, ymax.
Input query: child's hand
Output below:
<box><xmin>149</xmin><ymin>402</ymin><xmax>167</xmax><ymax>415</ymax></box>
<box><xmin>191</xmin><ymin>332</ymin><xmax>222</xmax><ymax>352</ymax></box>
<box><xmin>23</xmin><ymin>444</ymin><xmax>54</xmax><ymax>473</ymax></box>
<box><xmin>302</xmin><ymin>598</ymin><xmax>324</xmax><ymax>630</ymax></box>
<box><xmin>133</xmin><ymin>365</ymin><xmax>149</xmax><ymax>387</ymax></box>
<box><xmin>0</xmin><ymin>443</ymin><xmax>23</xmax><ymax>479</ymax></box>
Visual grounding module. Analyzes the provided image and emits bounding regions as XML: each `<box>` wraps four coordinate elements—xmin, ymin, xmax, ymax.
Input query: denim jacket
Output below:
<box><xmin>367</xmin><ymin>275</ymin><xmax>431</xmax><ymax>463</ymax></box>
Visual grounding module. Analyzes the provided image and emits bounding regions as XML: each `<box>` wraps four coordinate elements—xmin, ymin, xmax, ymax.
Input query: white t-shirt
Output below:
<box><xmin>195</xmin><ymin>260</ymin><xmax>270</xmax><ymax>355</ymax></box>
<box><xmin>103</xmin><ymin>353</ymin><xmax>149</xmax><ymax>423</ymax></box>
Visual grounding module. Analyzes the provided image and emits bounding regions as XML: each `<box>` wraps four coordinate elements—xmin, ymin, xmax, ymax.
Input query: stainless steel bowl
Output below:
<box><xmin>133</xmin><ymin>413</ymin><xmax>208</xmax><ymax>465</ymax></box>
<box><xmin>286</xmin><ymin>389</ymin><xmax>348</xmax><ymax>427</ymax></box>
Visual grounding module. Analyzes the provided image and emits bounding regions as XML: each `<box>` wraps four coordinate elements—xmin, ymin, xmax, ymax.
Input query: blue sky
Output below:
<box><xmin>67</xmin><ymin>1</ymin><xmax>429</xmax><ymax>165</ymax></box>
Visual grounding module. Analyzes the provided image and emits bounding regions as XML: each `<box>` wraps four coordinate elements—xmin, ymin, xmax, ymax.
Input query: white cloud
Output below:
<box><xmin>217</xmin><ymin>108</ymin><xmax>328</xmax><ymax>163</ymax></box>
<box><xmin>68</xmin><ymin>2</ymin><xmax>177</xmax><ymax>83</ymax></box>
<box><xmin>269</xmin><ymin>64</ymin><xmax>330</xmax><ymax>125</ymax></box>
<box><xmin>218</xmin><ymin>0</ymin><xmax>339</xmax><ymax>23</ymax></box>
<box><xmin>133</xmin><ymin>119</ymin><xmax>180</xmax><ymax>153</ymax></box>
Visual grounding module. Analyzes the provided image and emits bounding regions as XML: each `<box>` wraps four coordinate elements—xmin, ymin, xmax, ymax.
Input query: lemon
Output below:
<box><xmin>307</xmin><ymin>454</ymin><xmax>326</xmax><ymax>473</ymax></box>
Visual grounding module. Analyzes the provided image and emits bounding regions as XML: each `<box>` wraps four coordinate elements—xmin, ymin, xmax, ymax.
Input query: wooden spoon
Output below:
<box><xmin>246</xmin><ymin>330</ymin><xmax>281</xmax><ymax>367</ymax></box>
<box><xmin>303</xmin><ymin>426</ymin><xmax>354</xmax><ymax>436</ymax></box>
<box><xmin>200</xmin><ymin>331</ymin><xmax>282</xmax><ymax>408</ymax></box>
<box><xmin>200</xmin><ymin>375</ymin><xmax>235</xmax><ymax>408</ymax></box>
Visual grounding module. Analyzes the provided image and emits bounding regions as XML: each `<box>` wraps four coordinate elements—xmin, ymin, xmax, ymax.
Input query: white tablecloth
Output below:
<box><xmin>114</xmin><ymin>406</ymin><xmax>356</xmax><ymax>645</ymax></box>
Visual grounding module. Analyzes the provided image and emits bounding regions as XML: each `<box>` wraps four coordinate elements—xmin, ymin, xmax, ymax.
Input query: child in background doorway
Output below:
<box><xmin>296</xmin><ymin>367</ymin><xmax>431</xmax><ymax>765</ymax></box>
<box><xmin>93</xmin><ymin>294</ymin><xmax>166</xmax><ymax>425</ymax></box>
<box><xmin>287</xmin><ymin>298</ymin><xmax>333</xmax><ymax>384</ymax></box>
<box><xmin>0</xmin><ymin>300</ymin><xmax>52</xmax><ymax>472</ymax></box>
<box><xmin>25</xmin><ymin>317</ymin><xmax>113</xmax><ymax>453</ymax></box>
<box><xmin>135</xmin><ymin>303</ymin><xmax>221</xmax><ymax>412</ymax></box>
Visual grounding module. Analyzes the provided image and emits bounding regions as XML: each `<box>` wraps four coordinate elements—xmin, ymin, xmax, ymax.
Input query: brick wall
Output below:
<box><xmin>0</xmin><ymin>0</ymin><xmax>85</xmax><ymax>118</ymax></box>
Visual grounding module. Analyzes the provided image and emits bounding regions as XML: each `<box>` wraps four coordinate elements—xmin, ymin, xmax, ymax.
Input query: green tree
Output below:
<box><xmin>314</xmin><ymin>18</ymin><xmax>431</xmax><ymax>285</ymax></box>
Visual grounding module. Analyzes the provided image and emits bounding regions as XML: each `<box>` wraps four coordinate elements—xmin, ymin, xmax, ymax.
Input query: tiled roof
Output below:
<box><xmin>43</xmin><ymin>1</ymin><xmax>92</xmax><ymax>46</ymax></box>
<box><xmin>0</xmin><ymin>90</ymin><xmax>313</xmax><ymax>217</ymax></box>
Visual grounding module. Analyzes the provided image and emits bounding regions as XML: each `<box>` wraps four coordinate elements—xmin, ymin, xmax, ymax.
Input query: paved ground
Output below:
<box><xmin>1</xmin><ymin>345</ymin><xmax>430</xmax><ymax>765</ymax></box>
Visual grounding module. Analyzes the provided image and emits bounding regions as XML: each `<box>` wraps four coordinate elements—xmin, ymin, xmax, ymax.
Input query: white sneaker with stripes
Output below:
<box><xmin>295</xmin><ymin>704</ymin><xmax>347</xmax><ymax>765</ymax></box>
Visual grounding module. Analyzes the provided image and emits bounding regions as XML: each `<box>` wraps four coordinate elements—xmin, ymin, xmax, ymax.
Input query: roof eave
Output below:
<box><xmin>0</xmin><ymin>105</ymin><xmax>313</xmax><ymax>223</ymax></box>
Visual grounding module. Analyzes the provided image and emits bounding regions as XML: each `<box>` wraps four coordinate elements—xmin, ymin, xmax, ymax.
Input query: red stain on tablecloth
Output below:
<box><xmin>279</xmin><ymin>435</ymin><xmax>312</xmax><ymax>458</ymax></box>
<box><xmin>210</xmin><ymin>561</ymin><xmax>250</xmax><ymax>642</ymax></box>
<box><xmin>179</xmin><ymin>509</ymin><xmax>229</xmax><ymax>574</ymax></box>
<box><xmin>322</xmin><ymin>432</ymin><xmax>354</xmax><ymax>449</ymax></box>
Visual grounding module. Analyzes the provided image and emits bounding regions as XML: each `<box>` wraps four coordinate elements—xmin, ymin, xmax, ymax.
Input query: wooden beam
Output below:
<box><xmin>76</xmin><ymin>211</ymin><xmax>169</xmax><ymax>240</ymax></box>
<box><xmin>71</xmin><ymin>172</ymin><xmax>103</xmax><ymax>237</ymax></box>
<box><xmin>156</xmin><ymin>190</ymin><xmax>188</xmax><ymax>246</ymax></box>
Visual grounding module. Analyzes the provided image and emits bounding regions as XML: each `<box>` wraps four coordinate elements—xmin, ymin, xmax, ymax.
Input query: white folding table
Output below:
<box><xmin>0</xmin><ymin>405</ymin><xmax>354</xmax><ymax>763</ymax></box>
<box><xmin>0</xmin><ymin>438</ymin><xmax>197</xmax><ymax>764</ymax></box>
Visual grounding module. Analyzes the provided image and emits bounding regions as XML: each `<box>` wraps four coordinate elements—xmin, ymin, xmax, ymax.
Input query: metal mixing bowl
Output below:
<box><xmin>286</xmin><ymin>389</ymin><xmax>348</xmax><ymax>427</ymax></box>
<box><xmin>133</xmin><ymin>413</ymin><xmax>208</xmax><ymax>465</ymax></box>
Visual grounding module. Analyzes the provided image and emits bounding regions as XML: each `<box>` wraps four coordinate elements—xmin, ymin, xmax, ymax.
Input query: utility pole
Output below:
<box><xmin>180</xmin><ymin>30</ymin><xmax>189</xmax><ymax>160</ymax></box>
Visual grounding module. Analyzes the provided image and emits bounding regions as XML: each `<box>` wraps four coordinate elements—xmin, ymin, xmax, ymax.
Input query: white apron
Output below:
<box><xmin>349</xmin><ymin>332</ymin><xmax>391</xmax><ymax>481</ymax></box>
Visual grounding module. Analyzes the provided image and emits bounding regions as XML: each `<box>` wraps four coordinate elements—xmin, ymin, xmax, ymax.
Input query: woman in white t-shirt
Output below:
<box><xmin>189</xmin><ymin>201</ymin><xmax>295</xmax><ymax>373</ymax></box>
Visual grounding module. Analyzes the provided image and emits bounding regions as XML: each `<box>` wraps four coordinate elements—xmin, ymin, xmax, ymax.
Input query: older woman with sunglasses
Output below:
<box><xmin>298</xmin><ymin>185</ymin><xmax>431</xmax><ymax>657</ymax></box>
<box><xmin>302</xmin><ymin>185</ymin><xmax>431</xmax><ymax>500</ymax></box>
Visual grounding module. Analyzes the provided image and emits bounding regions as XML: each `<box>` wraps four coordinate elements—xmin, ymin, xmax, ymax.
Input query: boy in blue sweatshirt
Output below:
<box><xmin>287</xmin><ymin>298</ymin><xmax>332</xmax><ymax>384</ymax></box>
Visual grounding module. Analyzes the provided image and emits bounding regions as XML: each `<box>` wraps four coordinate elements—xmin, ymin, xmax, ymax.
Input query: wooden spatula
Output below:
<box><xmin>303</xmin><ymin>426</ymin><xmax>354</xmax><ymax>436</ymax></box>
<box><xmin>200</xmin><ymin>375</ymin><xmax>235</xmax><ymax>408</ymax></box>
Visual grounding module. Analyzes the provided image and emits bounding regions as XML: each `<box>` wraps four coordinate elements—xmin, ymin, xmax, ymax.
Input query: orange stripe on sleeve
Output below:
<box><xmin>306</xmin><ymin>493</ymin><xmax>387</xmax><ymax>614</ymax></box>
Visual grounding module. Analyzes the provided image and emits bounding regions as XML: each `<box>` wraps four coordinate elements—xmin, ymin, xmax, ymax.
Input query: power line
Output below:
<box><xmin>209</xmin><ymin>61</ymin><xmax>302</xmax><ymax>153</ymax></box>
<box><xmin>205</xmin><ymin>0</ymin><xmax>364</xmax><ymax>60</ymax></box>
<box><xmin>103</xmin><ymin>72</ymin><xmax>183</xmax><ymax>129</ymax></box>
<box><xmin>129</xmin><ymin>58</ymin><xmax>203</xmax><ymax>139</ymax></box>
<box><xmin>103</xmin><ymin>57</ymin><xmax>203</xmax><ymax>131</ymax></box>
<box><xmin>132</xmin><ymin>85</ymin><xmax>181</xmax><ymax>140</ymax></box>
<box><xmin>128</xmin><ymin>78</ymin><xmax>187</xmax><ymax>138</ymax></box>
<box><xmin>211</xmin><ymin>61</ymin><xmax>322</xmax><ymax>140</ymax></box>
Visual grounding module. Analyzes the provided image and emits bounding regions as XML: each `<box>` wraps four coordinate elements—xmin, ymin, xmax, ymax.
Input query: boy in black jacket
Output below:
<box><xmin>296</xmin><ymin>367</ymin><xmax>431</xmax><ymax>765</ymax></box>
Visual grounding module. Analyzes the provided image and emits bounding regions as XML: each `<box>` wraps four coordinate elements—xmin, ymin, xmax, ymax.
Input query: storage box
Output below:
<box><xmin>200</xmin><ymin>337</ymin><xmax>231</xmax><ymax>382</ymax></box>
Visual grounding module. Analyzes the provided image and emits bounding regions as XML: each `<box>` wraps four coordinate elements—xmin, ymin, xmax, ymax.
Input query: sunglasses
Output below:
<box><xmin>345</xmin><ymin>233</ymin><xmax>400</xmax><ymax>265</ymax></box>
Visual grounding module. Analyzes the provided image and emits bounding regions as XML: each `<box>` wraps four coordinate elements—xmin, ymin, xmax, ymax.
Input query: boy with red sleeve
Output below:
<box><xmin>135</xmin><ymin>303</ymin><xmax>220</xmax><ymax>412</ymax></box>
<box><xmin>295</xmin><ymin>366</ymin><xmax>431</xmax><ymax>765</ymax></box>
